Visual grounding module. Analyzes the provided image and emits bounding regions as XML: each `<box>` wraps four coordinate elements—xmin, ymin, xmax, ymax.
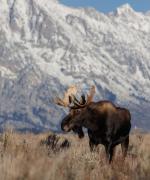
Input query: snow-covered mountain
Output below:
<box><xmin>0</xmin><ymin>0</ymin><xmax>150</xmax><ymax>132</ymax></box>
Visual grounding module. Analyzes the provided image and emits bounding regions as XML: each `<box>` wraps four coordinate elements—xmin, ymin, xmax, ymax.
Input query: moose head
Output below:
<box><xmin>55</xmin><ymin>85</ymin><xmax>96</xmax><ymax>135</ymax></box>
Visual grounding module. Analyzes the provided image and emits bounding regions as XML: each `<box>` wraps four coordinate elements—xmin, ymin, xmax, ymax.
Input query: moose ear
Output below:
<box><xmin>87</xmin><ymin>85</ymin><xmax>95</xmax><ymax>103</ymax></box>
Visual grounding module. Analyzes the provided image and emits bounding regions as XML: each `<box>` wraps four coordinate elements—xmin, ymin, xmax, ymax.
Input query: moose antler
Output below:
<box><xmin>55</xmin><ymin>85</ymin><xmax>78</xmax><ymax>107</ymax></box>
<box><xmin>71</xmin><ymin>85</ymin><xmax>96</xmax><ymax>109</ymax></box>
<box><xmin>55</xmin><ymin>85</ymin><xmax>96</xmax><ymax>109</ymax></box>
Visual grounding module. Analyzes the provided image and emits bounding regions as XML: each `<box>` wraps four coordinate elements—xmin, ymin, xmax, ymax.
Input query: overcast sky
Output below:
<box><xmin>60</xmin><ymin>0</ymin><xmax>150</xmax><ymax>13</ymax></box>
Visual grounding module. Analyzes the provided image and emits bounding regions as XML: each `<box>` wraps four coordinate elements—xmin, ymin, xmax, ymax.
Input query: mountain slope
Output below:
<box><xmin>0</xmin><ymin>0</ymin><xmax>150</xmax><ymax>131</ymax></box>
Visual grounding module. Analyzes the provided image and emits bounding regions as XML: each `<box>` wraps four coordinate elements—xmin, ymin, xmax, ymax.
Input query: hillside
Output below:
<box><xmin>0</xmin><ymin>0</ymin><xmax>150</xmax><ymax>131</ymax></box>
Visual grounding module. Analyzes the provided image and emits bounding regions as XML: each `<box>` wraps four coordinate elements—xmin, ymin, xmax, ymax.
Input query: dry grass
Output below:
<box><xmin>0</xmin><ymin>130</ymin><xmax>149</xmax><ymax>180</ymax></box>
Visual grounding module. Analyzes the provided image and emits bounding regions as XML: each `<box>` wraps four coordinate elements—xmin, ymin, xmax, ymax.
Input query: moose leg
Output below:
<box><xmin>104</xmin><ymin>143</ymin><xmax>114</xmax><ymax>163</ymax></box>
<box><xmin>89</xmin><ymin>139</ymin><xmax>99</xmax><ymax>152</ymax></box>
<box><xmin>88</xmin><ymin>130</ymin><xmax>97</xmax><ymax>152</ymax></box>
<box><xmin>109</xmin><ymin>146</ymin><xmax>115</xmax><ymax>163</ymax></box>
<box><xmin>104</xmin><ymin>144</ymin><xmax>109</xmax><ymax>159</ymax></box>
<box><xmin>104</xmin><ymin>144</ymin><xmax>110</xmax><ymax>162</ymax></box>
<box><xmin>72</xmin><ymin>126</ymin><xmax>84</xmax><ymax>139</ymax></box>
<box><xmin>89</xmin><ymin>140</ymin><xmax>95</xmax><ymax>152</ymax></box>
<box><xmin>121</xmin><ymin>136</ymin><xmax>129</xmax><ymax>160</ymax></box>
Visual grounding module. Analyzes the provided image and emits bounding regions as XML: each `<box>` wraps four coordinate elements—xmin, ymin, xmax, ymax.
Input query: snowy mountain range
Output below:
<box><xmin>0</xmin><ymin>0</ymin><xmax>150</xmax><ymax>132</ymax></box>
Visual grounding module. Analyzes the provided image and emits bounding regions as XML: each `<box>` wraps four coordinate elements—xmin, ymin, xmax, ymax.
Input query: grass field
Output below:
<box><xmin>0</xmin><ymin>130</ymin><xmax>149</xmax><ymax>180</ymax></box>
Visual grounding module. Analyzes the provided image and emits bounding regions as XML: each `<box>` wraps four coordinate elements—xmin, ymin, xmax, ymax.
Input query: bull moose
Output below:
<box><xmin>56</xmin><ymin>86</ymin><xmax>131</xmax><ymax>163</ymax></box>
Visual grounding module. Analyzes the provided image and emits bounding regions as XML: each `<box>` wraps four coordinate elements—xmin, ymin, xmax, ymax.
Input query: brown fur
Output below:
<box><xmin>61</xmin><ymin>100</ymin><xmax>131</xmax><ymax>163</ymax></box>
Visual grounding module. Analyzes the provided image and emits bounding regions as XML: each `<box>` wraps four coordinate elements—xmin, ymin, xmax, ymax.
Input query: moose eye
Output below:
<box><xmin>76</xmin><ymin>109</ymin><xmax>81</xmax><ymax>113</ymax></box>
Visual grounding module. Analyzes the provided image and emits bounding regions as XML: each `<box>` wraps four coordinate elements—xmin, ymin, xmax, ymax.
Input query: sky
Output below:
<box><xmin>60</xmin><ymin>0</ymin><xmax>150</xmax><ymax>13</ymax></box>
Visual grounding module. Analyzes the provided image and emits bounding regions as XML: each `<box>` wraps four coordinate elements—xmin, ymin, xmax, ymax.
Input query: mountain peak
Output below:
<box><xmin>116</xmin><ymin>4</ymin><xmax>134</xmax><ymax>15</ymax></box>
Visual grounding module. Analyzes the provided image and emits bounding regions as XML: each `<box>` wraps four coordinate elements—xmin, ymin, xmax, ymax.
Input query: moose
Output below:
<box><xmin>56</xmin><ymin>86</ymin><xmax>131</xmax><ymax>163</ymax></box>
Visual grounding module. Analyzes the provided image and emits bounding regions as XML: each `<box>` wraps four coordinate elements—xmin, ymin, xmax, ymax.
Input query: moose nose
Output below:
<box><xmin>63</xmin><ymin>125</ymin><xmax>70</xmax><ymax>132</ymax></box>
<box><xmin>61</xmin><ymin>122</ymin><xmax>70</xmax><ymax>132</ymax></box>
